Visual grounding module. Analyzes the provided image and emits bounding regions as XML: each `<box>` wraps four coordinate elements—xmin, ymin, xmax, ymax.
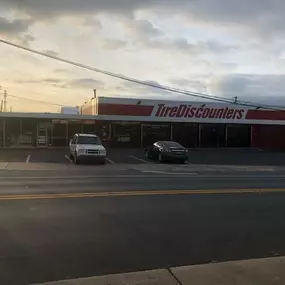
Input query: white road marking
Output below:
<box><xmin>26</xmin><ymin>155</ymin><xmax>31</xmax><ymax>164</ymax></box>
<box><xmin>178</xmin><ymin>161</ymin><xmax>192</xmax><ymax>165</ymax></box>
<box><xmin>129</xmin><ymin>155</ymin><xmax>150</xmax><ymax>164</ymax></box>
<box><xmin>142</xmin><ymin>170</ymin><xmax>197</xmax><ymax>175</ymax></box>
<box><xmin>64</xmin><ymin>154</ymin><xmax>73</xmax><ymax>164</ymax></box>
<box><xmin>0</xmin><ymin>175</ymin><xmax>199</xmax><ymax>179</ymax></box>
<box><xmin>106</xmin><ymin>158</ymin><xmax>115</xmax><ymax>164</ymax></box>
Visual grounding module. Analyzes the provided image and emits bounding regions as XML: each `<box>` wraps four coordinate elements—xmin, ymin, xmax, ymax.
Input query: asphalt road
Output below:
<box><xmin>2</xmin><ymin>171</ymin><xmax>285</xmax><ymax>285</ymax></box>
<box><xmin>2</xmin><ymin>148</ymin><xmax>285</xmax><ymax>166</ymax></box>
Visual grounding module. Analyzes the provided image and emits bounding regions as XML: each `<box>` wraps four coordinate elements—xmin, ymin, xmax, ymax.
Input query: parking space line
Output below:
<box><xmin>106</xmin><ymin>158</ymin><xmax>115</xmax><ymax>164</ymax></box>
<box><xmin>128</xmin><ymin>155</ymin><xmax>150</xmax><ymax>164</ymax></box>
<box><xmin>26</xmin><ymin>155</ymin><xmax>31</xmax><ymax>164</ymax></box>
<box><xmin>64</xmin><ymin>154</ymin><xmax>73</xmax><ymax>164</ymax></box>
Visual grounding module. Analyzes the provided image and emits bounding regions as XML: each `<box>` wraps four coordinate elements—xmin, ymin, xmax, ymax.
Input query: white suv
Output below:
<box><xmin>69</xmin><ymin>133</ymin><xmax>106</xmax><ymax>165</ymax></box>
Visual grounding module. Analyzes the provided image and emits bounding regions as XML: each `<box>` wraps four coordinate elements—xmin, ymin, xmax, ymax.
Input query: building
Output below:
<box><xmin>60</xmin><ymin>106</ymin><xmax>80</xmax><ymax>115</ymax></box>
<box><xmin>0</xmin><ymin>95</ymin><xmax>285</xmax><ymax>149</ymax></box>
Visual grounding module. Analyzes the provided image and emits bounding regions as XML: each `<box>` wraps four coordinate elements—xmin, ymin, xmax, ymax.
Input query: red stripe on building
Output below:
<box><xmin>98</xmin><ymin>103</ymin><xmax>154</xmax><ymax>116</ymax></box>
<box><xmin>246</xmin><ymin>110</ymin><xmax>285</xmax><ymax>121</ymax></box>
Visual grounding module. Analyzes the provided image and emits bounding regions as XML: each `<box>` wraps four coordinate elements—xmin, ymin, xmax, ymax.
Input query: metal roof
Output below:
<box><xmin>0</xmin><ymin>112</ymin><xmax>98</xmax><ymax>120</ymax></box>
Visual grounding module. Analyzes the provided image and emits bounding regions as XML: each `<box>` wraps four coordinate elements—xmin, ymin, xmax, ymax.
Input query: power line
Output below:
<box><xmin>0</xmin><ymin>38</ymin><xmax>285</xmax><ymax>111</ymax></box>
<box><xmin>8</xmin><ymin>93</ymin><xmax>64</xmax><ymax>107</ymax></box>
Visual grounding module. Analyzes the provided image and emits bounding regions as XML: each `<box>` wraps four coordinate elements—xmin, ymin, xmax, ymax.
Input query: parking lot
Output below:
<box><xmin>0</xmin><ymin>148</ymin><xmax>153</xmax><ymax>165</ymax></box>
<box><xmin>1</xmin><ymin>148</ymin><xmax>285</xmax><ymax>166</ymax></box>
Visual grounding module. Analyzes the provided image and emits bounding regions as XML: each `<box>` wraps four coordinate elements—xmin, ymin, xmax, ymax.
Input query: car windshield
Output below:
<box><xmin>77</xmin><ymin>136</ymin><xmax>101</xmax><ymax>145</ymax></box>
<box><xmin>163</xmin><ymin>141</ymin><xmax>183</xmax><ymax>148</ymax></box>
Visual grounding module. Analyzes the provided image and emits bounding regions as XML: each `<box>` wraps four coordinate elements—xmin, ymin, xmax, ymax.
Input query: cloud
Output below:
<box><xmin>2</xmin><ymin>0</ymin><xmax>285</xmax><ymax>42</ymax></box>
<box><xmin>170</xmin><ymin>79</ymin><xmax>206</xmax><ymax>91</ymax></box>
<box><xmin>43</xmin><ymin>49</ymin><xmax>59</xmax><ymax>57</ymax></box>
<box><xmin>43</xmin><ymin>78</ymin><xmax>62</xmax><ymax>83</ymax></box>
<box><xmin>101</xmin><ymin>39</ymin><xmax>127</xmax><ymax>50</ymax></box>
<box><xmin>54</xmin><ymin>68</ymin><xmax>69</xmax><ymax>73</ymax></box>
<box><xmin>14</xmin><ymin>77</ymin><xmax>104</xmax><ymax>90</ymax></box>
<box><xmin>0</xmin><ymin>17</ymin><xmax>32</xmax><ymax>36</ymax></box>
<box><xmin>68</xmin><ymin>78</ymin><xmax>105</xmax><ymax>89</ymax></box>
<box><xmin>83</xmin><ymin>17</ymin><xmax>102</xmax><ymax>30</ymax></box>
<box><xmin>18</xmin><ymin>34</ymin><xmax>35</xmax><ymax>47</ymax></box>
<box><xmin>15</xmin><ymin>77</ymin><xmax>61</xmax><ymax>84</ymax></box>
<box><xmin>139</xmin><ymin>37</ymin><xmax>237</xmax><ymax>57</ymax></box>
<box><xmin>122</xmin><ymin>80</ymin><xmax>171</xmax><ymax>95</ymax></box>
<box><xmin>124</xmin><ymin>19</ymin><xmax>164</xmax><ymax>38</ymax></box>
<box><xmin>14</xmin><ymin>77</ymin><xmax>67</xmax><ymax>88</ymax></box>
<box><xmin>211</xmin><ymin>74</ymin><xmax>285</xmax><ymax>105</ymax></box>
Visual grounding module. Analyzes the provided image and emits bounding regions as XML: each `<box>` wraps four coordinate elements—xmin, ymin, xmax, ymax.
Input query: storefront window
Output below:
<box><xmin>82</xmin><ymin>120</ymin><xmax>96</xmax><ymax>134</ymax></box>
<box><xmin>111</xmin><ymin>122</ymin><xmax>141</xmax><ymax>147</ymax></box>
<box><xmin>172</xmin><ymin>123</ymin><xmax>198</xmax><ymax>147</ymax></box>
<box><xmin>95</xmin><ymin>122</ymin><xmax>111</xmax><ymax>146</ymax></box>
<box><xmin>21</xmin><ymin>119</ymin><xmax>37</xmax><ymax>147</ymax></box>
<box><xmin>5</xmin><ymin>119</ymin><xmax>21</xmax><ymax>147</ymax></box>
<box><xmin>52</xmin><ymin>120</ymin><xmax>67</xmax><ymax>147</ymax></box>
<box><xmin>142</xmin><ymin>123</ymin><xmax>171</xmax><ymax>147</ymax></box>
<box><xmin>226</xmin><ymin>124</ymin><xmax>251</xmax><ymax>147</ymax></box>
<box><xmin>199</xmin><ymin>124</ymin><xmax>226</xmax><ymax>147</ymax></box>
<box><xmin>68</xmin><ymin>121</ymin><xmax>82</xmax><ymax>140</ymax></box>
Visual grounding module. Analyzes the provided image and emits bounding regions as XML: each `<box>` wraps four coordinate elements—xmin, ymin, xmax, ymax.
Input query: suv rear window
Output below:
<box><xmin>77</xmin><ymin>136</ymin><xmax>102</xmax><ymax>145</ymax></box>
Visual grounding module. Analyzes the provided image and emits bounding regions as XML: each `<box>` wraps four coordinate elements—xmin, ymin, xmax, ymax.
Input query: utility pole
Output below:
<box><xmin>0</xmin><ymin>100</ymin><xmax>3</xmax><ymax>112</ymax></box>
<box><xmin>234</xmin><ymin>96</ymin><xmax>238</xmax><ymax>104</ymax></box>
<box><xmin>10</xmin><ymin>106</ymin><xmax>12</xmax><ymax>112</ymax></box>
<box><xmin>4</xmin><ymin>90</ymin><xmax>7</xmax><ymax>112</ymax></box>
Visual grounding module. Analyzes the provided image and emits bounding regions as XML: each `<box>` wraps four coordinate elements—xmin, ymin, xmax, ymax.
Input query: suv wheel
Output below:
<box><xmin>158</xmin><ymin>153</ymin><xmax>163</xmax><ymax>163</ymax></box>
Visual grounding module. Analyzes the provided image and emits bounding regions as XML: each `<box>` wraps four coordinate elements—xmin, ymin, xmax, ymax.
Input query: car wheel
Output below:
<box><xmin>100</xmin><ymin>159</ymin><xmax>106</xmax><ymax>165</ymax></box>
<box><xmin>158</xmin><ymin>153</ymin><xmax>163</xmax><ymax>163</ymax></box>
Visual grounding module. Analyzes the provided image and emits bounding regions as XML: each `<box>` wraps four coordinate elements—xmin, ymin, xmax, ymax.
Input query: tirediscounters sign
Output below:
<box><xmin>153</xmin><ymin>104</ymin><xmax>246</xmax><ymax>120</ymax></box>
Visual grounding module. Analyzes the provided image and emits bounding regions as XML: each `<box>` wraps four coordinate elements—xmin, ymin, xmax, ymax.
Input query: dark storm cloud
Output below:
<box><xmin>213</xmin><ymin>74</ymin><xmax>285</xmax><ymax>105</ymax></box>
<box><xmin>0</xmin><ymin>17</ymin><xmax>32</xmax><ymax>36</ymax></box>
<box><xmin>1</xmin><ymin>0</ymin><xmax>285</xmax><ymax>35</ymax></box>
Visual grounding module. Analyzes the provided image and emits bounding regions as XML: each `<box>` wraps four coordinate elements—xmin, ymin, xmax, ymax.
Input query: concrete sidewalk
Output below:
<box><xmin>33</xmin><ymin>256</ymin><xmax>285</xmax><ymax>285</ymax></box>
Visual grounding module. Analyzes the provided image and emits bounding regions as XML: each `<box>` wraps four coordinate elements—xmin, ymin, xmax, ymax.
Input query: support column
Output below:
<box><xmin>170</xmin><ymin>124</ymin><xmax>173</xmax><ymax>141</ymax></box>
<box><xmin>108</xmin><ymin>124</ymin><xmax>112</xmax><ymax>140</ymax></box>
<box><xmin>225</xmin><ymin>125</ymin><xmax>228</xmax><ymax>147</ymax></box>
<box><xmin>3</xmin><ymin>119</ymin><xmax>5</xmax><ymax>148</ymax></box>
<box><xmin>66</xmin><ymin>122</ymin><xmax>68</xmax><ymax>147</ymax></box>
<box><xmin>250</xmin><ymin>125</ymin><xmax>253</xmax><ymax>148</ymax></box>
<box><xmin>141</xmin><ymin>124</ymin><xmax>144</xmax><ymax>148</ymax></box>
<box><xmin>198</xmin><ymin>124</ymin><xmax>202</xmax><ymax>147</ymax></box>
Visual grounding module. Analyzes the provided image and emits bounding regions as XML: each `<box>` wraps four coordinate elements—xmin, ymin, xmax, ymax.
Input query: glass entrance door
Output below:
<box><xmin>37</xmin><ymin>123</ymin><xmax>51</xmax><ymax>147</ymax></box>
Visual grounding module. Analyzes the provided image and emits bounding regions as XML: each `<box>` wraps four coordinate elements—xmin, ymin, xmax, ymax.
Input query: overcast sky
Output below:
<box><xmin>0</xmin><ymin>0</ymin><xmax>285</xmax><ymax>112</ymax></box>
